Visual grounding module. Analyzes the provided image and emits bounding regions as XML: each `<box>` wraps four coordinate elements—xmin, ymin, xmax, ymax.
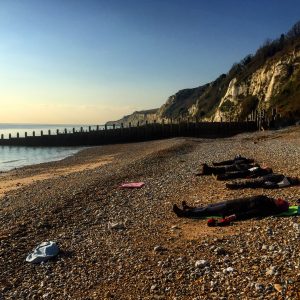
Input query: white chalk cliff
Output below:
<box><xmin>213</xmin><ymin>47</ymin><xmax>300</xmax><ymax>121</ymax></box>
<box><xmin>107</xmin><ymin>23</ymin><xmax>300</xmax><ymax>125</ymax></box>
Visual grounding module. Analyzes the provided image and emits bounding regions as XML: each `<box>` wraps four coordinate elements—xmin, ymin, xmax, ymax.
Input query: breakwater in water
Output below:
<box><xmin>0</xmin><ymin>121</ymin><xmax>257</xmax><ymax>147</ymax></box>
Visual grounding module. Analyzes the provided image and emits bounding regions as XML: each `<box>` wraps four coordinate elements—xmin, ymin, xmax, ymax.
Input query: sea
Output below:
<box><xmin>0</xmin><ymin>123</ymin><xmax>97</xmax><ymax>172</ymax></box>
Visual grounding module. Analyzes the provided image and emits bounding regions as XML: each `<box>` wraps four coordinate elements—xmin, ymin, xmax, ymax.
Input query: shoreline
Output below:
<box><xmin>0</xmin><ymin>146</ymin><xmax>85</xmax><ymax>174</ymax></box>
<box><xmin>0</xmin><ymin>127</ymin><xmax>299</xmax><ymax>299</ymax></box>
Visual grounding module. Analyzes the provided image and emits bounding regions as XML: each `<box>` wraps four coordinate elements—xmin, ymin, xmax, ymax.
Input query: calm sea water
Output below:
<box><xmin>0</xmin><ymin>124</ymin><xmax>90</xmax><ymax>172</ymax></box>
<box><xmin>0</xmin><ymin>123</ymin><xmax>101</xmax><ymax>138</ymax></box>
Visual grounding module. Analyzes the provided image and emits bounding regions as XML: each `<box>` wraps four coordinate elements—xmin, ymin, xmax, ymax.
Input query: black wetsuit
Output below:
<box><xmin>216</xmin><ymin>167</ymin><xmax>273</xmax><ymax>181</ymax></box>
<box><xmin>212</xmin><ymin>156</ymin><xmax>254</xmax><ymax>166</ymax></box>
<box><xmin>173</xmin><ymin>195</ymin><xmax>286</xmax><ymax>220</ymax></box>
<box><xmin>226</xmin><ymin>174</ymin><xmax>294</xmax><ymax>189</ymax></box>
<box><xmin>202</xmin><ymin>162</ymin><xmax>255</xmax><ymax>175</ymax></box>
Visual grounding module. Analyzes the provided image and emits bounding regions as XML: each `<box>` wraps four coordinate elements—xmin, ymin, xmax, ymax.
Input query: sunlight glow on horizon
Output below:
<box><xmin>1</xmin><ymin>0</ymin><xmax>299</xmax><ymax>124</ymax></box>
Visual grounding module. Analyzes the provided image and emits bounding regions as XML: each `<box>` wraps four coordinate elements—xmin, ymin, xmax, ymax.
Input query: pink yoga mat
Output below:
<box><xmin>120</xmin><ymin>182</ymin><xmax>145</xmax><ymax>188</ymax></box>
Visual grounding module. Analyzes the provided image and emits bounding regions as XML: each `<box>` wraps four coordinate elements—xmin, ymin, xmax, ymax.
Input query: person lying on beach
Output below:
<box><xmin>172</xmin><ymin>195</ymin><xmax>289</xmax><ymax>220</ymax></box>
<box><xmin>197</xmin><ymin>162</ymin><xmax>257</xmax><ymax>176</ymax></box>
<box><xmin>226</xmin><ymin>174</ymin><xmax>300</xmax><ymax>189</ymax></box>
<box><xmin>212</xmin><ymin>155</ymin><xmax>254</xmax><ymax>166</ymax></box>
<box><xmin>215</xmin><ymin>166</ymin><xmax>273</xmax><ymax>181</ymax></box>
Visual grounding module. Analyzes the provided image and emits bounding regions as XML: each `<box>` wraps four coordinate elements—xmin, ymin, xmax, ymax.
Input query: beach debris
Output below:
<box><xmin>26</xmin><ymin>241</ymin><xmax>59</xmax><ymax>264</ymax></box>
<box><xmin>120</xmin><ymin>182</ymin><xmax>145</xmax><ymax>188</ymax></box>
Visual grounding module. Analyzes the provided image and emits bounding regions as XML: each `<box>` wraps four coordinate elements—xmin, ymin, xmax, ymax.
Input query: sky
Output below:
<box><xmin>0</xmin><ymin>0</ymin><xmax>299</xmax><ymax>124</ymax></box>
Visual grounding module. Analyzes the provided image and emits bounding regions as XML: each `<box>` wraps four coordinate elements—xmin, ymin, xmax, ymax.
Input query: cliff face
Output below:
<box><xmin>213</xmin><ymin>45</ymin><xmax>300</xmax><ymax>121</ymax></box>
<box><xmin>106</xmin><ymin>109</ymin><xmax>158</xmax><ymax>126</ymax></box>
<box><xmin>107</xmin><ymin>22</ymin><xmax>300</xmax><ymax>126</ymax></box>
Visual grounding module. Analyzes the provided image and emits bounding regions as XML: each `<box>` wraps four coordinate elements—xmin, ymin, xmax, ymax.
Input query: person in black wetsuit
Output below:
<box><xmin>226</xmin><ymin>174</ymin><xmax>300</xmax><ymax>189</ymax></box>
<box><xmin>215</xmin><ymin>166</ymin><xmax>273</xmax><ymax>180</ymax></box>
<box><xmin>172</xmin><ymin>195</ymin><xmax>289</xmax><ymax>220</ymax></box>
<box><xmin>212</xmin><ymin>155</ymin><xmax>254</xmax><ymax>166</ymax></box>
<box><xmin>199</xmin><ymin>162</ymin><xmax>257</xmax><ymax>175</ymax></box>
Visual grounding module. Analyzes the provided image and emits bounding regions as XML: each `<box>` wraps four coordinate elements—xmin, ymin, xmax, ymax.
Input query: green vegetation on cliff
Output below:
<box><xmin>107</xmin><ymin>21</ymin><xmax>300</xmax><ymax>125</ymax></box>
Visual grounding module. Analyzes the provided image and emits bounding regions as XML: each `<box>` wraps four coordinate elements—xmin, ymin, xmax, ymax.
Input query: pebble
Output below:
<box><xmin>255</xmin><ymin>283</ymin><xmax>264</xmax><ymax>292</ymax></box>
<box><xmin>266</xmin><ymin>266</ymin><xmax>276</xmax><ymax>276</ymax></box>
<box><xmin>273</xmin><ymin>283</ymin><xmax>283</xmax><ymax>292</ymax></box>
<box><xmin>195</xmin><ymin>260</ymin><xmax>209</xmax><ymax>268</ymax></box>
<box><xmin>154</xmin><ymin>246</ymin><xmax>167</xmax><ymax>252</ymax></box>
<box><xmin>214</xmin><ymin>247</ymin><xmax>226</xmax><ymax>255</ymax></box>
<box><xmin>223</xmin><ymin>267</ymin><xmax>234</xmax><ymax>273</ymax></box>
<box><xmin>292</xmin><ymin>222</ymin><xmax>300</xmax><ymax>231</ymax></box>
<box><xmin>108</xmin><ymin>222</ymin><xmax>126</xmax><ymax>230</ymax></box>
<box><xmin>150</xmin><ymin>284</ymin><xmax>158</xmax><ymax>291</ymax></box>
<box><xmin>266</xmin><ymin>228</ymin><xmax>273</xmax><ymax>236</ymax></box>
<box><xmin>171</xmin><ymin>225</ymin><xmax>180</xmax><ymax>230</ymax></box>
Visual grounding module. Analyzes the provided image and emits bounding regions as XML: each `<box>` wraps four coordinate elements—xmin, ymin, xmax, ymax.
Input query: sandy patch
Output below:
<box><xmin>0</xmin><ymin>155</ymin><xmax>114</xmax><ymax>197</ymax></box>
<box><xmin>179</xmin><ymin>221</ymin><xmax>237</xmax><ymax>240</ymax></box>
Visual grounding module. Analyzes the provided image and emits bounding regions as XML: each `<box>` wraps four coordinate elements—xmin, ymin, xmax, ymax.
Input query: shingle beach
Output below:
<box><xmin>1</xmin><ymin>126</ymin><xmax>300</xmax><ymax>299</ymax></box>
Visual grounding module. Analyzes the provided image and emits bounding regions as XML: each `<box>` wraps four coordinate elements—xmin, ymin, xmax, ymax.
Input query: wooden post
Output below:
<box><xmin>48</xmin><ymin>130</ymin><xmax>51</xmax><ymax>135</ymax></box>
<box><xmin>96</xmin><ymin>125</ymin><xmax>99</xmax><ymax>131</ymax></box>
<box><xmin>72</xmin><ymin>128</ymin><xmax>75</xmax><ymax>134</ymax></box>
<box><xmin>137</xmin><ymin>121</ymin><xmax>140</xmax><ymax>127</ymax></box>
<box><xmin>89</xmin><ymin>126</ymin><xmax>91</xmax><ymax>132</ymax></box>
<box><xmin>25</xmin><ymin>132</ymin><xmax>27</xmax><ymax>138</ymax></box>
<box><xmin>64</xmin><ymin>128</ymin><xmax>67</xmax><ymax>134</ymax></box>
<box><xmin>9</xmin><ymin>133</ymin><xmax>11</xmax><ymax>139</ymax></box>
<box><xmin>57</xmin><ymin>129</ymin><xmax>59</xmax><ymax>135</ymax></box>
<box><xmin>121</xmin><ymin>123</ymin><xmax>124</xmax><ymax>129</ymax></box>
<box><xmin>33</xmin><ymin>131</ymin><xmax>35</xmax><ymax>137</ymax></box>
<box><xmin>1</xmin><ymin>134</ymin><xmax>3</xmax><ymax>139</ymax></box>
<box><xmin>17</xmin><ymin>132</ymin><xmax>19</xmax><ymax>138</ymax></box>
<box><xmin>105</xmin><ymin>125</ymin><xmax>107</xmax><ymax>131</ymax></box>
<box><xmin>272</xmin><ymin>108</ymin><xmax>277</xmax><ymax>121</ymax></box>
<box><xmin>129</xmin><ymin>122</ymin><xmax>131</xmax><ymax>128</ymax></box>
<box><xmin>145</xmin><ymin>121</ymin><xmax>148</xmax><ymax>126</ymax></box>
<box><xmin>113</xmin><ymin>124</ymin><xmax>115</xmax><ymax>130</ymax></box>
<box><xmin>41</xmin><ymin>130</ymin><xmax>43</xmax><ymax>136</ymax></box>
<box><xmin>80</xmin><ymin>127</ymin><xmax>83</xmax><ymax>133</ymax></box>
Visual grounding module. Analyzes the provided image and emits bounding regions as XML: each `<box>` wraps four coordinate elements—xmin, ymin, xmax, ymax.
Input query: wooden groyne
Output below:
<box><xmin>0</xmin><ymin>121</ymin><xmax>257</xmax><ymax>147</ymax></box>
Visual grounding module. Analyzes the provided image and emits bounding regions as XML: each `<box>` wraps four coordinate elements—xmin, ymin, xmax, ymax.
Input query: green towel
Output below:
<box><xmin>195</xmin><ymin>206</ymin><xmax>300</xmax><ymax>219</ymax></box>
<box><xmin>276</xmin><ymin>206</ymin><xmax>300</xmax><ymax>216</ymax></box>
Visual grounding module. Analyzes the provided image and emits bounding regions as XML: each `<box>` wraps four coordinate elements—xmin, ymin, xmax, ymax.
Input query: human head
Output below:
<box><xmin>274</xmin><ymin>198</ymin><xmax>289</xmax><ymax>211</ymax></box>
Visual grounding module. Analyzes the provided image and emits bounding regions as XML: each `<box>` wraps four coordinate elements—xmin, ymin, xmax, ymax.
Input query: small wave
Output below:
<box><xmin>1</xmin><ymin>159</ymin><xmax>26</xmax><ymax>164</ymax></box>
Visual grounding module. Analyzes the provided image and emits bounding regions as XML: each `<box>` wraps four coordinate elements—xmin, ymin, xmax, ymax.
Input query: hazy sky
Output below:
<box><xmin>0</xmin><ymin>0</ymin><xmax>299</xmax><ymax>124</ymax></box>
